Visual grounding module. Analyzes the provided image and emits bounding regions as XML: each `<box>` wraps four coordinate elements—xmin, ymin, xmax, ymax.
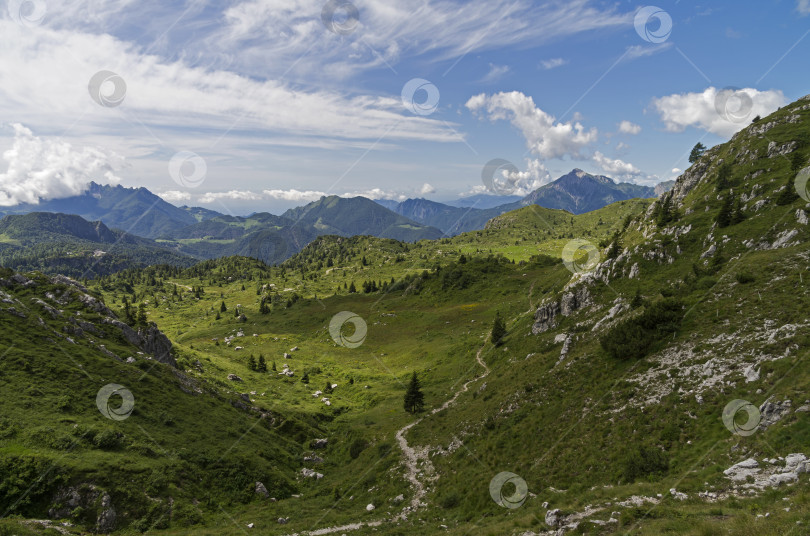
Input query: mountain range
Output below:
<box><xmin>0</xmin><ymin>169</ymin><xmax>669</xmax><ymax>271</ymax></box>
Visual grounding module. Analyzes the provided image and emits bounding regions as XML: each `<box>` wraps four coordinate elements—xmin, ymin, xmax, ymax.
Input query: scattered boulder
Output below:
<box><xmin>312</xmin><ymin>438</ymin><xmax>328</xmax><ymax>449</ymax></box>
<box><xmin>759</xmin><ymin>399</ymin><xmax>791</xmax><ymax>429</ymax></box>
<box><xmin>545</xmin><ymin>509</ymin><xmax>562</xmax><ymax>528</ymax></box>
<box><xmin>301</xmin><ymin>468</ymin><xmax>323</xmax><ymax>479</ymax></box>
<box><xmin>95</xmin><ymin>492</ymin><xmax>116</xmax><ymax>533</ymax></box>
<box><xmin>228</xmin><ymin>374</ymin><xmax>243</xmax><ymax>382</ymax></box>
<box><xmin>366</xmin><ymin>503</ymin><xmax>375</xmax><ymax>512</ymax></box>
<box><xmin>744</xmin><ymin>365</ymin><xmax>760</xmax><ymax>383</ymax></box>
<box><xmin>255</xmin><ymin>482</ymin><xmax>269</xmax><ymax>498</ymax></box>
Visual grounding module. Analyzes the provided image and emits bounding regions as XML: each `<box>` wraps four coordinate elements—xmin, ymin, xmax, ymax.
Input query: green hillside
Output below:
<box><xmin>1</xmin><ymin>95</ymin><xmax>810</xmax><ymax>536</ymax></box>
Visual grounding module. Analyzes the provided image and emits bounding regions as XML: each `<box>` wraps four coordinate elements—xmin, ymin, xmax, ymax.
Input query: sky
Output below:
<box><xmin>0</xmin><ymin>0</ymin><xmax>808</xmax><ymax>215</ymax></box>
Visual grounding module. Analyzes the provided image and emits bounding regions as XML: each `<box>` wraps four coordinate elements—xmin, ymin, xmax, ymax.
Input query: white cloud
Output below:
<box><xmin>159</xmin><ymin>190</ymin><xmax>192</xmax><ymax>203</ymax></box>
<box><xmin>671</xmin><ymin>168</ymin><xmax>682</xmax><ymax>174</ymax></box>
<box><xmin>651</xmin><ymin>87</ymin><xmax>786</xmax><ymax>138</ymax></box>
<box><xmin>618</xmin><ymin>121</ymin><xmax>642</xmax><ymax>135</ymax></box>
<box><xmin>798</xmin><ymin>0</ymin><xmax>810</xmax><ymax>15</ymax></box>
<box><xmin>0</xmin><ymin>124</ymin><xmax>123</xmax><ymax>206</ymax></box>
<box><xmin>624</xmin><ymin>42</ymin><xmax>673</xmax><ymax>61</ymax></box>
<box><xmin>213</xmin><ymin>0</ymin><xmax>630</xmax><ymax>80</ymax></box>
<box><xmin>481</xmin><ymin>64</ymin><xmax>510</xmax><ymax>83</ymax></box>
<box><xmin>343</xmin><ymin>189</ymin><xmax>407</xmax><ymax>201</ymax></box>
<box><xmin>592</xmin><ymin>151</ymin><xmax>641</xmax><ymax>177</ymax></box>
<box><xmin>262</xmin><ymin>189</ymin><xmax>328</xmax><ymax>202</ymax></box>
<box><xmin>420</xmin><ymin>183</ymin><xmax>436</xmax><ymax>195</ymax></box>
<box><xmin>466</xmin><ymin>91</ymin><xmax>598</xmax><ymax>159</ymax></box>
<box><xmin>540</xmin><ymin>58</ymin><xmax>567</xmax><ymax>70</ymax></box>
<box><xmin>198</xmin><ymin>190</ymin><xmax>263</xmax><ymax>204</ymax></box>
<box><xmin>0</xmin><ymin>21</ymin><xmax>461</xmax><ymax>151</ymax></box>
<box><xmin>615</xmin><ymin>142</ymin><xmax>630</xmax><ymax>151</ymax></box>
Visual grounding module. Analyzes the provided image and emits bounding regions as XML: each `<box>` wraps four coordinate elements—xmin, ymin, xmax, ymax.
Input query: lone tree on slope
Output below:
<box><xmin>404</xmin><ymin>372</ymin><xmax>425</xmax><ymax>414</ymax></box>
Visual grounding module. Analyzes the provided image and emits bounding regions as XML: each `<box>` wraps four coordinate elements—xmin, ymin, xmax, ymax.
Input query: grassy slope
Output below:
<box><xmin>3</xmin><ymin>97</ymin><xmax>810</xmax><ymax>535</ymax></box>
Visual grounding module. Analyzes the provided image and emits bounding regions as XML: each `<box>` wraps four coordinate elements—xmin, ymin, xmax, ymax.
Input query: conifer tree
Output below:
<box><xmin>491</xmin><ymin>312</ymin><xmax>507</xmax><ymax>346</ymax></box>
<box><xmin>403</xmin><ymin>372</ymin><xmax>425</xmax><ymax>414</ymax></box>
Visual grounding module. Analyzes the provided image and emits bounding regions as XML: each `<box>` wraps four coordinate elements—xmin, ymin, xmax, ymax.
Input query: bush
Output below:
<box><xmin>735</xmin><ymin>272</ymin><xmax>755</xmax><ymax>284</ymax></box>
<box><xmin>600</xmin><ymin>298</ymin><xmax>684</xmax><ymax>360</ymax></box>
<box><xmin>349</xmin><ymin>438</ymin><xmax>368</xmax><ymax>460</ymax></box>
<box><xmin>621</xmin><ymin>445</ymin><xmax>669</xmax><ymax>483</ymax></box>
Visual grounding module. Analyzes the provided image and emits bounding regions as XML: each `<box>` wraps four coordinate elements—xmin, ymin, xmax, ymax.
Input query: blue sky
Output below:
<box><xmin>0</xmin><ymin>0</ymin><xmax>808</xmax><ymax>215</ymax></box>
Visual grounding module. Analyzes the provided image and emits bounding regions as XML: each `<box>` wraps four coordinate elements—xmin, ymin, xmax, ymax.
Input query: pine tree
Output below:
<box><xmin>301</xmin><ymin>372</ymin><xmax>309</xmax><ymax>384</ymax></box>
<box><xmin>403</xmin><ymin>372</ymin><xmax>425</xmax><ymax>414</ymax></box>
<box><xmin>271</xmin><ymin>361</ymin><xmax>277</xmax><ymax>372</ymax></box>
<box><xmin>136</xmin><ymin>303</ymin><xmax>148</xmax><ymax>327</ymax></box>
<box><xmin>348</xmin><ymin>281</ymin><xmax>357</xmax><ymax>293</ymax></box>
<box><xmin>220</xmin><ymin>301</ymin><xmax>227</xmax><ymax>312</ymax></box>
<box><xmin>257</xmin><ymin>354</ymin><xmax>267</xmax><ymax>373</ymax></box>
<box><xmin>215</xmin><ymin>311</ymin><xmax>221</xmax><ymax>320</ymax></box>
<box><xmin>491</xmin><ymin>312</ymin><xmax>507</xmax><ymax>346</ymax></box>
<box><xmin>717</xmin><ymin>194</ymin><xmax>733</xmax><ymax>228</ymax></box>
<box><xmin>248</xmin><ymin>355</ymin><xmax>257</xmax><ymax>371</ymax></box>
<box><xmin>689</xmin><ymin>142</ymin><xmax>706</xmax><ymax>163</ymax></box>
<box><xmin>731</xmin><ymin>198</ymin><xmax>746</xmax><ymax>224</ymax></box>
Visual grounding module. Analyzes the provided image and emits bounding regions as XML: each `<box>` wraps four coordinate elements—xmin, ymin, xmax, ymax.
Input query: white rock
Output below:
<box><xmin>366</xmin><ymin>504</ymin><xmax>375</xmax><ymax>511</ymax></box>
<box><xmin>744</xmin><ymin>365</ymin><xmax>760</xmax><ymax>383</ymax></box>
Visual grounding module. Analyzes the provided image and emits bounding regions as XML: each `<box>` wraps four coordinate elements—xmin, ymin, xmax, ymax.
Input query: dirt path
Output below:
<box><xmin>394</xmin><ymin>342</ymin><xmax>490</xmax><ymax>514</ymax></box>
<box><xmin>288</xmin><ymin>342</ymin><xmax>491</xmax><ymax>535</ymax></box>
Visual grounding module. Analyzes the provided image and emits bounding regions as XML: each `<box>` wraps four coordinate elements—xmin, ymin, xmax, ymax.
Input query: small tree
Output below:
<box><xmin>257</xmin><ymin>354</ymin><xmax>267</xmax><ymax>373</ymax></box>
<box><xmin>136</xmin><ymin>303</ymin><xmax>148</xmax><ymax>327</ymax></box>
<box><xmin>688</xmin><ymin>142</ymin><xmax>706</xmax><ymax>164</ymax></box>
<box><xmin>716</xmin><ymin>194</ymin><xmax>733</xmax><ymax>228</ymax></box>
<box><xmin>731</xmin><ymin>198</ymin><xmax>746</xmax><ymax>225</ymax></box>
<box><xmin>220</xmin><ymin>301</ymin><xmax>227</xmax><ymax>313</ymax></box>
<box><xmin>348</xmin><ymin>281</ymin><xmax>357</xmax><ymax>293</ymax></box>
<box><xmin>403</xmin><ymin>372</ymin><xmax>425</xmax><ymax>414</ymax></box>
<box><xmin>301</xmin><ymin>372</ymin><xmax>310</xmax><ymax>384</ymax></box>
<box><xmin>248</xmin><ymin>355</ymin><xmax>257</xmax><ymax>371</ymax></box>
<box><xmin>271</xmin><ymin>361</ymin><xmax>277</xmax><ymax>372</ymax></box>
<box><xmin>491</xmin><ymin>312</ymin><xmax>507</xmax><ymax>346</ymax></box>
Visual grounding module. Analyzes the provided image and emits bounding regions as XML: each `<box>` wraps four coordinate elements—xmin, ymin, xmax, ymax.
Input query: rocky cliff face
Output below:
<box><xmin>0</xmin><ymin>272</ymin><xmax>176</xmax><ymax>368</ymax></box>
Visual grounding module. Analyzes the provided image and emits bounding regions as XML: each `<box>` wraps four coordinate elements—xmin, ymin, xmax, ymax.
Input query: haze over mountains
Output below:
<box><xmin>0</xmin><ymin>169</ymin><xmax>669</xmax><ymax>272</ymax></box>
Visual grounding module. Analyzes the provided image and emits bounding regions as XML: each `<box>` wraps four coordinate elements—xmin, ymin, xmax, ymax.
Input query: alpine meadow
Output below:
<box><xmin>1</xmin><ymin>2</ymin><xmax>810</xmax><ymax>536</ymax></box>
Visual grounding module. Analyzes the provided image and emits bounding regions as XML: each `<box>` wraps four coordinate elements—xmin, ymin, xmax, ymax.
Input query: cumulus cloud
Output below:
<box><xmin>159</xmin><ymin>190</ymin><xmax>192</xmax><ymax>203</ymax></box>
<box><xmin>198</xmin><ymin>190</ymin><xmax>263</xmax><ymax>204</ymax></box>
<box><xmin>0</xmin><ymin>124</ymin><xmax>123</xmax><ymax>207</ymax></box>
<box><xmin>262</xmin><ymin>189</ymin><xmax>328</xmax><ymax>202</ymax></box>
<box><xmin>672</xmin><ymin>168</ymin><xmax>682</xmax><ymax>174</ymax></box>
<box><xmin>592</xmin><ymin>151</ymin><xmax>642</xmax><ymax>177</ymax></box>
<box><xmin>651</xmin><ymin>87</ymin><xmax>786</xmax><ymax>138</ymax></box>
<box><xmin>799</xmin><ymin>0</ymin><xmax>810</xmax><ymax>15</ymax></box>
<box><xmin>466</xmin><ymin>91</ymin><xmax>598</xmax><ymax>159</ymax></box>
<box><xmin>618</xmin><ymin>121</ymin><xmax>642</xmax><ymax>135</ymax></box>
<box><xmin>420</xmin><ymin>183</ymin><xmax>436</xmax><ymax>195</ymax></box>
<box><xmin>540</xmin><ymin>58</ymin><xmax>567</xmax><ymax>70</ymax></box>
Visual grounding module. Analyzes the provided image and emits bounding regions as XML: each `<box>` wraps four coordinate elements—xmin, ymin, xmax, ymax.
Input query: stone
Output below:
<box><xmin>545</xmin><ymin>509</ymin><xmax>562</xmax><ymax>528</ymax></box>
<box><xmin>312</xmin><ymin>438</ymin><xmax>328</xmax><ymax>449</ymax></box>
<box><xmin>255</xmin><ymin>482</ymin><xmax>269</xmax><ymax>498</ymax></box>
<box><xmin>301</xmin><ymin>468</ymin><xmax>323</xmax><ymax>479</ymax></box>
<box><xmin>744</xmin><ymin>365</ymin><xmax>760</xmax><ymax>383</ymax></box>
<box><xmin>366</xmin><ymin>503</ymin><xmax>375</xmax><ymax>512</ymax></box>
<box><xmin>796</xmin><ymin>209</ymin><xmax>808</xmax><ymax>225</ymax></box>
<box><xmin>759</xmin><ymin>399</ymin><xmax>792</xmax><ymax>429</ymax></box>
<box><xmin>277</xmin><ymin>517</ymin><xmax>289</xmax><ymax>524</ymax></box>
<box><xmin>95</xmin><ymin>493</ymin><xmax>116</xmax><ymax>534</ymax></box>
<box><xmin>228</xmin><ymin>374</ymin><xmax>243</xmax><ymax>382</ymax></box>
<box><xmin>629</xmin><ymin>262</ymin><xmax>640</xmax><ymax>279</ymax></box>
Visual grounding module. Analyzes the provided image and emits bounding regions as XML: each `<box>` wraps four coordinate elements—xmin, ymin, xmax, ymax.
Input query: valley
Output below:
<box><xmin>1</xmin><ymin>80</ymin><xmax>810</xmax><ymax>536</ymax></box>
